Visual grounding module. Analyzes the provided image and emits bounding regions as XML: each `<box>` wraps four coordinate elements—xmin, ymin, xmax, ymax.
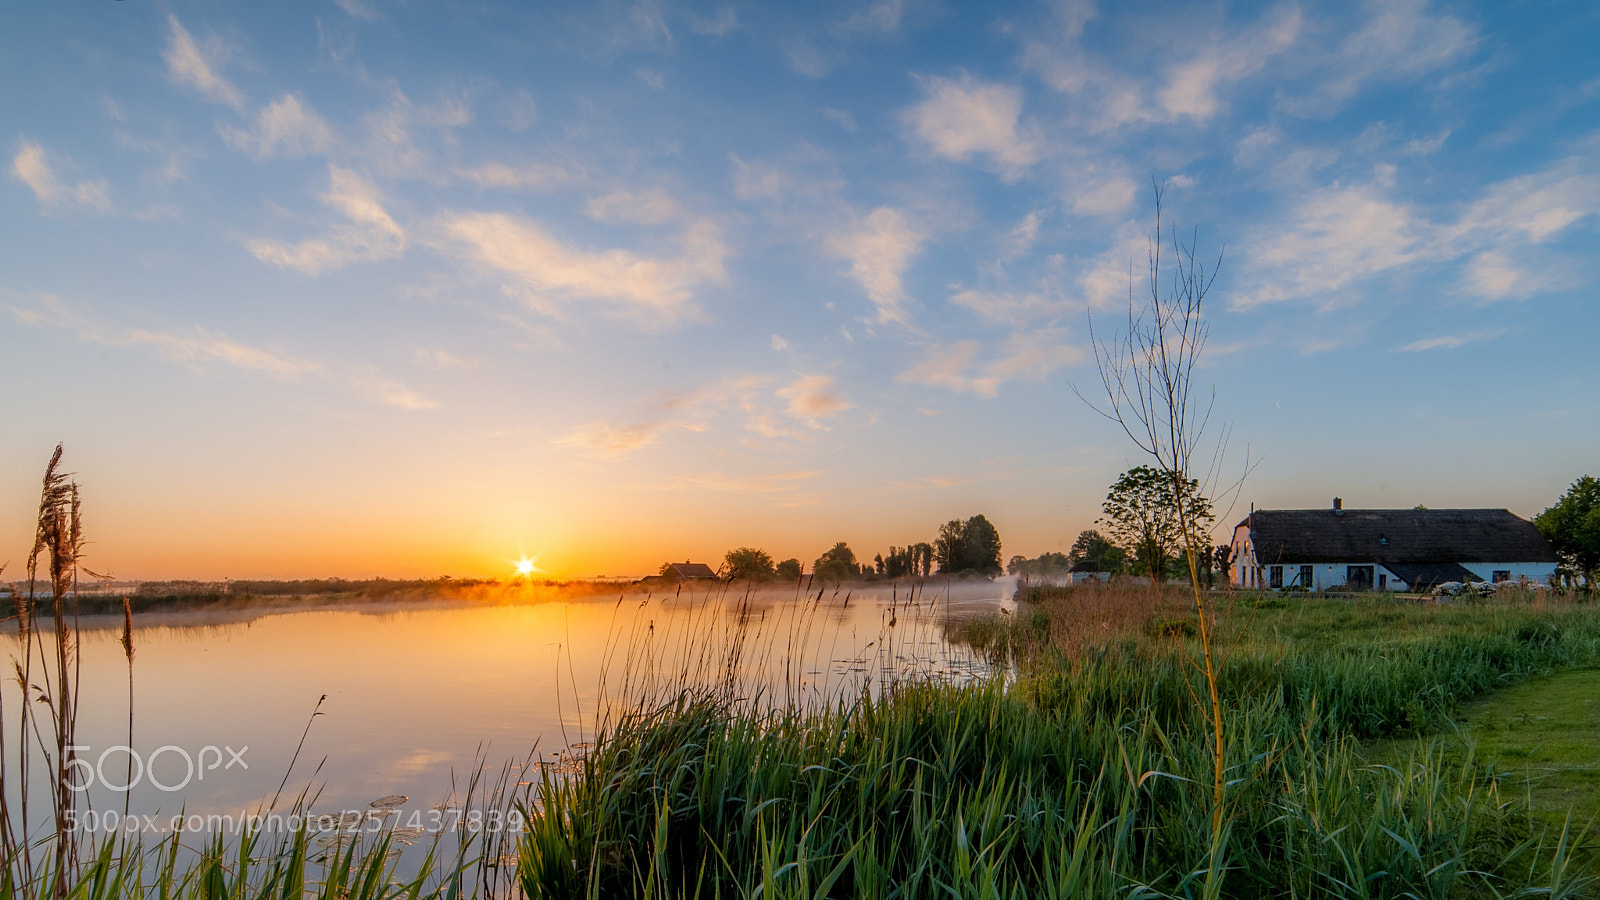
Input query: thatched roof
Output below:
<box><xmin>1240</xmin><ymin>508</ymin><xmax>1557</xmax><ymax>565</ymax></box>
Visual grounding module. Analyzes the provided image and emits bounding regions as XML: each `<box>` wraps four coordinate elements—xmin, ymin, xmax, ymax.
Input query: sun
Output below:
<box><xmin>515</xmin><ymin>558</ymin><xmax>536</xmax><ymax>577</ymax></box>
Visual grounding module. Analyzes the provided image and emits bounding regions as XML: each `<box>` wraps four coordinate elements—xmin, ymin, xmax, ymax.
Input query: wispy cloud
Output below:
<box><xmin>555</xmin><ymin>421</ymin><xmax>670</xmax><ymax>459</ymax></box>
<box><xmin>1395</xmin><ymin>329</ymin><xmax>1502</xmax><ymax>352</ymax></box>
<box><xmin>164</xmin><ymin>16</ymin><xmax>244</xmax><ymax>110</ymax></box>
<box><xmin>776</xmin><ymin>375</ymin><xmax>851</xmax><ymax>424</ymax></box>
<box><xmin>586</xmin><ymin>187</ymin><xmax>680</xmax><ymax>225</ymax></box>
<box><xmin>246</xmin><ymin>165</ymin><xmax>406</xmax><ymax>275</ymax></box>
<box><xmin>1276</xmin><ymin>0</ymin><xmax>1478</xmax><ymax>116</ymax></box>
<box><xmin>10</xmin><ymin>140</ymin><xmax>111</xmax><ymax>213</ymax></box>
<box><xmin>903</xmin><ymin>74</ymin><xmax>1038</xmax><ymax>179</ymax></box>
<box><xmin>826</xmin><ymin>208</ymin><xmax>924</xmax><ymax>325</ymax></box>
<box><xmin>897</xmin><ymin>329</ymin><xmax>1081</xmax><ymax>398</ymax></box>
<box><xmin>456</xmin><ymin>161</ymin><xmax>572</xmax><ymax>190</ymax></box>
<box><xmin>218</xmin><ymin>94</ymin><xmax>334</xmax><ymax>159</ymax></box>
<box><xmin>437</xmin><ymin>212</ymin><xmax>726</xmax><ymax>324</ymax></box>
<box><xmin>4</xmin><ymin>293</ymin><xmax>433</xmax><ymax>409</ymax></box>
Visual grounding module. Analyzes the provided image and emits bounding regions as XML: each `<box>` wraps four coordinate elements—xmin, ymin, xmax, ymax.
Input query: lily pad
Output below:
<box><xmin>369</xmin><ymin>795</ymin><xmax>408</xmax><ymax>809</ymax></box>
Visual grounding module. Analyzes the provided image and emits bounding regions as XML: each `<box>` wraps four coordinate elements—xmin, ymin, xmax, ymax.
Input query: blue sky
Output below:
<box><xmin>2</xmin><ymin>0</ymin><xmax>1597</xmax><ymax>579</ymax></box>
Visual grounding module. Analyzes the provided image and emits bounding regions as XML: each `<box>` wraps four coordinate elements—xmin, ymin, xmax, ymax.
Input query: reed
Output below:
<box><xmin>519</xmin><ymin>590</ymin><xmax>1600</xmax><ymax>898</ymax></box>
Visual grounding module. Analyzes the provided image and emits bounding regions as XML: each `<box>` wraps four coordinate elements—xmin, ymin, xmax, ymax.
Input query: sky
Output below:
<box><xmin>2</xmin><ymin>0</ymin><xmax>1597</xmax><ymax>580</ymax></box>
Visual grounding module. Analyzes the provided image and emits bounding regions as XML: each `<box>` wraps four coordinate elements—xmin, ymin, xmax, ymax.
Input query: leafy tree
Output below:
<box><xmin>775</xmin><ymin>558</ymin><xmax>802</xmax><ymax>580</ymax></box>
<box><xmin>1212</xmin><ymin>544</ymin><xmax>1232</xmax><ymax>586</ymax></box>
<box><xmin>932</xmin><ymin>516</ymin><xmax>1004</xmax><ymax>576</ymax></box>
<box><xmin>1098</xmin><ymin>466</ymin><xmax>1213</xmax><ymax>584</ymax></box>
<box><xmin>723</xmin><ymin>547</ymin><xmax>775</xmax><ymax>581</ymax></box>
<box><xmin>882</xmin><ymin>542</ymin><xmax>935</xmax><ymax>578</ymax></box>
<box><xmin>812</xmin><ymin>542</ymin><xmax>858</xmax><ymax>582</ymax></box>
<box><xmin>1536</xmin><ymin>476</ymin><xmax>1600</xmax><ymax>588</ymax></box>
<box><xmin>1066</xmin><ymin>530</ymin><xmax>1125</xmax><ymax>573</ymax></box>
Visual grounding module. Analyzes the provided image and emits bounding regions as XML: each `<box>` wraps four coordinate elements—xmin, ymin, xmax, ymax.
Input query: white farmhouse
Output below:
<box><xmin>1230</xmin><ymin>500</ymin><xmax>1558</xmax><ymax>592</ymax></box>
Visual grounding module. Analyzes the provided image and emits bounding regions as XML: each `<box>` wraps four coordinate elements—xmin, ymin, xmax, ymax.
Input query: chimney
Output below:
<box><xmin>1333</xmin><ymin>497</ymin><xmax>1342</xmax><ymax>510</ymax></box>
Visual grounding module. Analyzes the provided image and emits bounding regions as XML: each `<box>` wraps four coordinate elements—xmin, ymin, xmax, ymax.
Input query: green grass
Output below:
<box><xmin>1369</xmin><ymin>667</ymin><xmax>1600</xmax><ymax>835</ymax></box>
<box><xmin>518</xmin><ymin>592</ymin><xmax>1600</xmax><ymax>898</ymax></box>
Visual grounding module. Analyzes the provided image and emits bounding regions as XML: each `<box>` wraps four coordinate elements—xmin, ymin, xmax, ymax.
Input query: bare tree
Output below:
<box><xmin>1078</xmin><ymin>182</ymin><xmax>1242</xmax><ymax>893</ymax></box>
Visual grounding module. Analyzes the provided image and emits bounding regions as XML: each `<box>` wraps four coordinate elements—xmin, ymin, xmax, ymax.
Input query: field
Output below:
<box><xmin>9</xmin><ymin>582</ymin><xmax>1600</xmax><ymax>899</ymax></box>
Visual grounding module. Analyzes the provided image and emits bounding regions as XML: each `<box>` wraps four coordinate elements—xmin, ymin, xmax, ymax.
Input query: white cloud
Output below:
<box><xmin>1403</xmin><ymin>130</ymin><xmax>1451</xmax><ymax>155</ymax></box>
<box><xmin>1458</xmin><ymin>251</ymin><xmax>1552</xmax><ymax>303</ymax></box>
<box><xmin>1278</xmin><ymin>0</ymin><xmax>1478</xmax><ymax>115</ymax></box>
<box><xmin>498</xmin><ymin>88</ymin><xmax>539</xmax><ymax>133</ymax></box>
<box><xmin>1241</xmin><ymin>150</ymin><xmax>1600</xmax><ymax>309</ymax></box>
<box><xmin>822</xmin><ymin>107</ymin><xmax>858</xmax><ymax>133</ymax></box>
<box><xmin>219</xmin><ymin>93</ymin><xmax>334</xmax><ymax>159</ymax></box>
<box><xmin>585</xmin><ymin>187</ymin><xmax>680</xmax><ymax>225</ymax></box>
<box><xmin>5</xmin><ymin>293</ymin><xmax>432</xmax><ymax>409</ymax></box>
<box><xmin>1395</xmin><ymin>329</ymin><xmax>1502</xmax><ymax>352</ymax></box>
<box><xmin>770</xmin><ymin>334</ymin><xmax>790</xmax><ymax>351</ymax></box>
<box><xmin>636</xmin><ymin>68</ymin><xmax>666</xmax><ymax>91</ymax></box>
<box><xmin>246</xmin><ymin>165</ymin><xmax>405</xmax><ymax>275</ymax></box>
<box><xmin>838</xmin><ymin>0</ymin><xmax>904</xmax><ymax>33</ymax></box>
<box><xmin>690</xmin><ymin>6</ymin><xmax>740</xmax><ymax>37</ymax></box>
<box><xmin>903</xmin><ymin>74</ymin><xmax>1038</xmax><ymax>179</ymax></box>
<box><xmin>826</xmin><ymin>207</ymin><xmax>924</xmax><ymax>325</ymax></box>
<box><xmin>10</xmin><ymin>140</ymin><xmax>111</xmax><ymax>213</ymax></box>
<box><xmin>163</xmin><ymin>16</ymin><xmax>244</xmax><ymax>110</ymax></box>
<box><xmin>948</xmin><ymin>287</ymin><xmax>1073</xmax><ymax>327</ymax></box>
<box><xmin>1072</xmin><ymin>176</ymin><xmax>1137</xmax><ymax>216</ymax></box>
<box><xmin>1237</xmin><ymin>181</ymin><xmax>1424</xmax><ymax>309</ymax></box>
<box><xmin>1158</xmin><ymin>6</ymin><xmax>1300</xmax><ymax>120</ymax></box>
<box><xmin>437</xmin><ymin>212</ymin><xmax>726</xmax><ymax>322</ymax></box>
<box><xmin>776</xmin><ymin>375</ymin><xmax>851</xmax><ymax>423</ymax></box>
<box><xmin>1001</xmin><ymin>209</ymin><xmax>1046</xmax><ymax>261</ymax></box>
<box><xmin>332</xmin><ymin>0</ymin><xmax>382</xmax><ymax>22</ymax></box>
<box><xmin>897</xmin><ymin>329</ymin><xmax>1080</xmax><ymax>398</ymax></box>
<box><xmin>456</xmin><ymin>161</ymin><xmax>571</xmax><ymax>190</ymax></box>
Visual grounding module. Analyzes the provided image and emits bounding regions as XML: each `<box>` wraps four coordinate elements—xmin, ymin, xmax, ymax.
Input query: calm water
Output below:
<box><xmin>2</xmin><ymin>579</ymin><xmax>1011</xmax><ymax>843</ymax></box>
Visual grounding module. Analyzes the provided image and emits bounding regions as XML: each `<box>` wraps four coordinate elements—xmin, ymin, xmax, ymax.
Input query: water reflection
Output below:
<box><xmin>2</xmin><ymin>579</ymin><xmax>1010</xmax><ymax>840</ymax></box>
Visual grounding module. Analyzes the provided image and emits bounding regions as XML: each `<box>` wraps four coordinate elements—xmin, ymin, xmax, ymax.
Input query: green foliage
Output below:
<box><xmin>933</xmin><ymin>515</ymin><xmax>1003</xmax><ymax>576</ymax></box>
<box><xmin>1098</xmin><ymin>465</ymin><xmax>1214</xmax><ymax>584</ymax></box>
<box><xmin>1536</xmin><ymin>475</ymin><xmax>1600</xmax><ymax>586</ymax></box>
<box><xmin>723</xmin><ymin>546</ymin><xmax>775</xmax><ymax>581</ymax></box>
<box><xmin>882</xmin><ymin>542</ymin><xmax>933</xmax><ymax>578</ymax></box>
<box><xmin>774</xmin><ymin>557</ymin><xmax>802</xmax><ymax>580</ymax></box>
<box><xmin>1069</xmin><ymin>529</ymin><xmax>1126</xmax><ymax>573</ymax></box>
<box><xmin>812</xmin><ymin>542</ymin><xmax>858</xmax><ymax>582</ymax></box>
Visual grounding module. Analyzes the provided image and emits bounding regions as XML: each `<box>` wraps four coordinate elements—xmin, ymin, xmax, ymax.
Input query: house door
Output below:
<box><xmin>1347</xmin><ymin>566</ymin><xmax>1375</xmax><ymax>591</ymax></box>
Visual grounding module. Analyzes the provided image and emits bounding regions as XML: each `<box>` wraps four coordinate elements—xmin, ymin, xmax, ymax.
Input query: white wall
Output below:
<box><xmin>1460</xmin><ymin>562</ymin><xmax>1558</xmax><ymax>584</ymax></box>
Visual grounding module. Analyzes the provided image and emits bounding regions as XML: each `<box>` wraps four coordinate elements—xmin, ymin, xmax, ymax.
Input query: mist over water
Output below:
<box><xmin>2</xmin><ymin>579</ymin><xmax>1012</xmax><ymax>838</ymax></box>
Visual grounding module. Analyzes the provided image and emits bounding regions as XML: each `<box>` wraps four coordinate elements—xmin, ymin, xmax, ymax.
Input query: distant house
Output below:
<box><xmin>1230</xmin><ymin>500</ymin><xmax>1558</xmax><ymax>592</ymax></box>
<box><xmin>660</xmin><ymin>562</ymin><xmax>720</xmax><ymax>581</ymax></box>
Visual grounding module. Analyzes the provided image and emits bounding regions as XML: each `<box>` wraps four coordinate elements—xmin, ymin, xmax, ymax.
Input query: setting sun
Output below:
<box><xmin>515</xmin><ymin>558</ymin><xmax>537</xmax><ymax>577</ymax></box>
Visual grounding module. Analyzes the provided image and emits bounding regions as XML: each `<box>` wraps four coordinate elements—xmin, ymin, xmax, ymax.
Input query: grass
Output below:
<box><xmin>1368</xmin><ymin>667</ymin><xmax>1600</xmax><ymax>836</ymax></box>
<box><xmin>12</xmin><ymin>559</ymin><xmax>1600</xmax><ymax>896</ymax></box>
<box><xmin>515</xmin><ymin>585</ymin><xmax>1600</xmax><ymax>898</ymax></box>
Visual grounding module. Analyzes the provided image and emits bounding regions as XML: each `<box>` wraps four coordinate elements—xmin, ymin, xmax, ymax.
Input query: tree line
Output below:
<box><xmin>707</xmin><ymin>514</ymin><xmax>1005</xmax><ymax>583</ymax></box>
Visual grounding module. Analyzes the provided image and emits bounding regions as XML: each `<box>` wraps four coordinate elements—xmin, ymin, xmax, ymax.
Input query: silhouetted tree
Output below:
<box><xmin>933</xmin><ymin>515</ymin><xmax>1003</xmax><ymax>575</ymax></box>
<box><xmin>775</xmin><ymin>558</ymin><xmax>802</xmax><ymax>580</ymax></box>
<box><xmin>812</xmin><ymin>542</ymin><xmax>858</xmax><ymax>582</ymax></box>
<box><xmin>724</xmin><ymin>547</ymin><xmax>775</xmax><ymax>581</ymax></box>
<box><xmin>1067</xmin><ymin>530</ymin><xmax>1125</xmax><ymax>573</ymax></box>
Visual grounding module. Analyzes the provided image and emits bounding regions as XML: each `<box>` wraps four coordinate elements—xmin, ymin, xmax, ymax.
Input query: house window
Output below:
<box><xmin>1493</xmin><ymin>570</ymin><xmax>1511</xmax><ymax>583</ymax></box>
<box><xmin>1347</xmin><ymin>566</ymin><xmax>1375</xmax><ymax>591</ymax></box>
<box><xmin>1269</xmin><ymin>566</ymin><xmax>1283</xmax><ymax>589</ymax></box>
<box><xmin>1299</xmin><ymin>565</ymin><xmax>1314</xmax><ymax>589</ymax></box>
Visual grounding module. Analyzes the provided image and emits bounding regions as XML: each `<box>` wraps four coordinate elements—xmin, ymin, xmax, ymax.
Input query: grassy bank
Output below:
<box><xmin>519</xmin><ymin>588</ymin><xmax>1600</xmax><ymax>898</ymax></box>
